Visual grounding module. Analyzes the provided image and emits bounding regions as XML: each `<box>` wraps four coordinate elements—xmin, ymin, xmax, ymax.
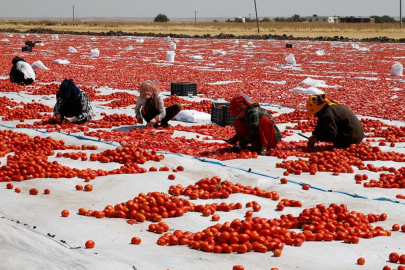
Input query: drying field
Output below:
<box><xmin>0</xmin><ymin>31</ymin><xmax>405</xmax><ymax>270</ymax></box>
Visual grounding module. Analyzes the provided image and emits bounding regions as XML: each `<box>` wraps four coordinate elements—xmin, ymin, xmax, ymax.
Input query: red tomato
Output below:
<box><xmin>61</xmin><ymin>210</ymin><xmax>70</xmax><ymax>217</ymax></box>
<box><xmin>357</xmin><ymin>257</ymin><xmax>365</xmax><ymax>265</ymax></box>
<box><xmin>302</xmin><ymin>184</ymin><xmax>310</xmax><ymax>190</ymax></box>
<box><xmin>280</xmin><ymin>178</ymin><xmax>288</xmax><ymax>184</ymax></box>
<box><xmin>273</xmin><ymin>248</ymin><xmax>282</xmax><ymax>257</ymax></box>
<box><xmin>382</xmin><ymin>266</ymin><xmax>391</xmax><ymax>270</ymax></box>
<box><xmin>85</xmin><ymin>240</ymin><xmax>95</xmax><ymax>248</ymax></box>
<box><xmin>15</xmin><ymin>188</ymin><xmax>21</xmax><ymax>193</ymax></box>
<box><xmin>168</xmin><ymin>174</ymin><xmax>176</xmax><ymax>180</ymax></box>
<box><xmin>399</xmin><ymin>254</ymin><xmax>405</xmax><ymax>264</ymax></box>
<box><xmin>75</xmin><ymin>185</ymin><xmax>83</xmax><ymax>190</ymax></box>
<box><xmin>44</xmin><ymin>189</ymin><xmax>50</xmax><ymax>194</ymax></box>
<box><xmin>84</xmin><ymin>184</ymin><xmax>93</xmax><ymax>191</ymax></box>
<box><xmin>402</xmin><ymin>225</ymin><xmax>405</xmax><ymax>232</ymax></box>
<box><xmin>6</xmin><ymin>183</ymin><xmax>13</xmax><ymax>189</ymax></box>
<box><xmin>232</xmin><ymin>266</ymin><xmax>244</xmax><ymax>270</ymax></box>
<box><xmin>389</xmin><ymin>252</ymin><xmax>399</xmax><ymax>263</ymax></box>
<box><xmin>131</xmin><ymin>237</ymin><xmax>141</xmax><ymax>245</ymax></box>
<box><xmin>392</xmin><ymin>224</ymin><xmax>400</xmax><ymax>231</ymax></box>
<box><xmin>29</xmin><ymin>188</ymin><xmax>39</xmax><ymax>195</ymax></box>
<box><xmin>211</xmin><ymin>214</ymin><xmax>220</xmax><ymax>221</ymax></box>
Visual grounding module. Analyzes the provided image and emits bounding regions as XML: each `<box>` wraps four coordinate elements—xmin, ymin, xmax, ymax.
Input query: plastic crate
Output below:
<box><xmin>211</xmin><ymin>102</ymin><xmax>237</xmax><ymax>127</ymax></box>
<box><xmin>171</xmin><ymin>82</ymin><xmax>197</xmax><ymax>96</ymax></box>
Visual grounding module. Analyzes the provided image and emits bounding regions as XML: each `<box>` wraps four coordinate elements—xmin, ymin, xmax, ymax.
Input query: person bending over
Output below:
<box><xmin>9</xmin><ymin>56</ymin><xmax>35</xmax><ymax>85</ymax></box>
<box><xmin>135</xmin><ymin>81</ymin><xmax>181</xmax><ymax>128</ymax></box>
<box><xmin>225</xmin><ymin>93</ymin><xmax>281</xmax><ymax>155</ymax></box>
<box><xmin>53</xmin><ymin>79</ymin><xmax>93</xmax><ymax>124</ymax></box>
<box><xmin>306</xmin><ymin>94</ymin><xmax>364</xmax><ymax>149</ymax></box>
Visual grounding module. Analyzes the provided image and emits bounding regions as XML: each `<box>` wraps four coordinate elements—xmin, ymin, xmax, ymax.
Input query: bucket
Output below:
<box><xmin>166</xmin><ymin>51</ymin><xmax>175</xmax><ymax>62</ymax></box>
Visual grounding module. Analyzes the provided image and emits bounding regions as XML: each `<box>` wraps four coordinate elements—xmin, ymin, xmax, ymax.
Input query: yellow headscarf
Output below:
<box><xmin>306</xmin><ymin>95</ymin><xmax>339</xmax><ymax>116</ymax></box>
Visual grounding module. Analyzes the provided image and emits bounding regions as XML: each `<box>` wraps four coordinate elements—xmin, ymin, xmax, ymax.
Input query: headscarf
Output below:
<box><xmin>306</xmin><ymin>94</ymin><xmax>340</xmax><ymax>116</ymax></box>
<box><xmin>58</xmin><ymin>79</ymin><xmax>81</xmax><ymax>101</ymax></box>
<box><xmin>12</xmin><ymin>56</ymin><xmax>25</xmax><ymax>66</ymax></box>
<box><xmin>230</xmin><ymin>93</ymin><xmax>257</xmax><ymax>116</ymax></box>
<box><xmin>140</xmin><ymin>81</ymin><xmax>160</xmax><ymax>99</ymax></box>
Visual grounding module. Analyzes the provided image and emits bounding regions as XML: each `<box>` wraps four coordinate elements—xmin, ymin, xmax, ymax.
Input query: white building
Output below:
<box><xmin>235</xmin><ymin>16</ymin><xmax>246</xmax><ymax>23</ymax></box>
<box><xmin>308</xmin><ymin>15</ymin><xmax>339</xmax><ymax>23</ymax></box>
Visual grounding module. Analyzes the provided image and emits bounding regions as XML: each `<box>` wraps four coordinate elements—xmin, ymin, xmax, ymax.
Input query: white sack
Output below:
<box><xmin>315</xmin><ymin>50</ymin><xmax>325</xmax><ymax>56</ymax></box>
<box><xmin>166</xmin><ymin>51</ymin><xmax>175</xmax><ymax>62</ymax></box>
<box><xmin>36</xmin><ymin>42</ymin><xmax>45</xmax><ymax>46</ymax></box>
<box><xmin>285</xmin><ymin>54</ymin><xmax>296</xmax><ymax>65</ymax></box>
<box><xmin>247</xmin><ymin>42</ymin><xmax>254</xmax><ymax>46</ymax></box>
<box><xmin>68</xmin><ymin>46</ymin><xmax>78</xmax><ymax>53</ymax></box>
<box><xmin>52</xmin><ymin>59</ymin><xmax>71</xmax><ymax>65</ymax></box>
<box><xmin>390</xmin><ymin>62</ymin><xmax>403</xmax><ymax>76</ymax></box>
<box><xmin>289</xmin><ymin>87</ymin><xmax>325</xmax><ymax>95</ymax></box>
<box><xmin>299</xmin><ymin>77</ymin><xmax>326</xmax><ymax>87</ymax></box>
<box><xmin>351</xmin><ymin>43</ymin><xmax>359</xmax><ymax>49</ymax></box>
<box><xmin>31</xmin><ymin>61</ymin><xmax>50</xmax><ymax>70</ymax></box>
<box><xmin>212</xmin><ymin>50</ymin><xmax>226</xmax><ymax>56</ymax></box>
<box><xmin>135</xmin><ymin>38</ymin><xmax>144</xmax><ymax>43</ymax></box>
<box><xmin>174</xmin><ymin>110</ymin><xmax>212</xmax><ymax>123</ymax></box>
<box><xmin>51</xmin><ymin>34</ymin><xmax>59</xmax><ymax>40</ymax></box>
<box><xmin>169</xmin><ymin>42</ymin><xmax>177</xmax><ymax>50</ymax></box>
<box><xmin>90</xmin><ymin>49</ymin><xmax>100</xmax><ymax>57</ymax></box>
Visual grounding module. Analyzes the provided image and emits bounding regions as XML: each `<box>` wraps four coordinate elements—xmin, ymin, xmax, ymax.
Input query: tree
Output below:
<box><xmin>154</xmin><ymin>14</ymin><xmax>170</xmax><ymax>22</ymax></box>
<box><xmin>261</xmin><ymin>17</ymin><xmax>272</xmax><ymax>22</ymax></box>
<box><xmin>274</xmin><ymin>17</ymin><xmax>286</xmax><ymax>22</ymax></box>
<box><xmin>371</xmin><ymin>15</ymin><xmax>395</xmax><ymax>23</ymax></box>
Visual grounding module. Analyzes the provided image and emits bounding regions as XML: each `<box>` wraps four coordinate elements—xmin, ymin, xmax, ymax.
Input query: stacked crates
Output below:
<box><xmin>211</xmin><ymin>102</ymin><xmax>237</xmax><ymax>127</ymax></box>
<box><xmin>170</xmin><ymin>82</ymin><xmax>197</xmax><ymax>96</ymax></box>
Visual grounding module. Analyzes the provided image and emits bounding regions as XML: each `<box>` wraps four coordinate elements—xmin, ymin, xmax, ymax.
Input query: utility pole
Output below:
<box><xmin>248</xmin><ymin>14</ymin><xmax>251</xmax><ymax>20</ymax></box>
<box><xmin>253</xmin><ymin>0</ymin><xmax>259</xmax><ymax>34</ymax></box>
<box><xmin>399</xmin><ymin>0</ymin><xmax>402</xmax><ymax>28</ymax></box>
<box><xmin>72</xmin><ymin>6</ymin><xmax>75</xmax><ymax>21</ymax></box>
<box><xmin>194</xmin><ymin>11</ymin><xmax>198</xmax><ymax>22</ymax></box>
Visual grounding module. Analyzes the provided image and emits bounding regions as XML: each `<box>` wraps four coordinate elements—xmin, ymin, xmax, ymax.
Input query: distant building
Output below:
<box><xmin>307</xmin><ymin>15</ymin><xmax>339</xmax><ymax>23</ymax></box>
<box><xmin>235</xmin><ymin>16</ymin><xmax>245</xmax><ymax>23</ymax></box>
<box><xmin>339</xmin><ymin>16</ymin><xmax>375</xmax><ymax>23</ymax></box>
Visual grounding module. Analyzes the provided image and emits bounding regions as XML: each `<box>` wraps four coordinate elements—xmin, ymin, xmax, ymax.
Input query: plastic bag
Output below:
<box><xmin>315</xmin><ymin>50</ymin><xmax>325</xmax><ymax>56</ymax></box>
<box><xmin>247</xmin><ymin>42</ymin><xmax>254</xmax><ymax>46</ymax></box>
<box><xmin>285</xmin><ymin>54</ymin><xmax>296</xmax><ymax>65</ymax></box>
<box><xmin>52</xmin><ymin>59</ymin><xmax>71</xmax><ymax>65</ymax></box>
<box><xmin>289</xmin><ymin>87</ymin><xmax>325</xmax><ymax>95</ymax></box>
<box><xmin>135</xmin><ymin>38</ymin><xmax>144</xmax><ymax>43</ymax></box>
<box><xmin>189</xmin><ymin>55</ymin><xmax>203</xmax><ymax>60</ymax></box>
<box><xmin>390</xmin><ymin>62</ymin><xmax>403</xmax><ymax>76</ymax></box>
<box><xmin>90</xmin><ymin>49</ymin><xmax>100</xmax><ymax>57</ymax></box>
<box><xmin>174</xmin><ymin>110</ymin><xmax>211</xmax><ymax>123</ymax></box>
<box><xmin>51</xmin><ymin>34</ymin><xmax>59</xmax><ymax>40</ymax></box>
<box><xmin>31</xmin><ymin>60</ymin><xmax>50</xmax><ymax>70</ymax></box>
<box><xmin>212</xmin><ymin>50</ymin><xmax>226</xmax><ymax>55</ymax></box>
<box><xmin>68</xmin><ymin>46</ymin><xmax>77</xmax><ymax>53</ymax></box>
<box><xmin>166</xmin><ymin>51</ymin><xmax>175</xmax><ymax>62</ymax></box>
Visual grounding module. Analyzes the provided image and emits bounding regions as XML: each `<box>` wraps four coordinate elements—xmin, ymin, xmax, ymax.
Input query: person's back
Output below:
<box><xmin>315</xmin><ymin>104</ymin><xmax>364</xmax><ymax>148</ymax></box>
<box><xmin>9</xmin><ymin>57</ymin><xmax>35</xmax><ymax>85</ymax></box>
<box><xmin>16</xmin><ymin>61</ymin><xmax>36</xmax><ymax>81</ymax></box>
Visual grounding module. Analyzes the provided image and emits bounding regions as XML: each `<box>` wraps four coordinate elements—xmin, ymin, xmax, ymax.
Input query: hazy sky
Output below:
<box><xmin>0</xmin><ymin>0</ymin><xmax>401</xmax><ymax>20</ymax></box>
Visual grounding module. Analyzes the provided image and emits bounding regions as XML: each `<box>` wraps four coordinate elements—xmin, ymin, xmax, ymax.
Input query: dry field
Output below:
<box><xmin>1</xmin><ymin>20</ymin><xmax>405</xmax><ymax>39</ymax></box>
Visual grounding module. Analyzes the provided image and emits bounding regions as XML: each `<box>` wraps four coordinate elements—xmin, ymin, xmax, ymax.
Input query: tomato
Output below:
<box><xmin>85</xmin><ymin>240</ymin><xmax>95</xmax><ymax>248</ymax></box>
<box><xmin>131</xmin><ymin>237</ymin><xmax>141</xmax><ymax>245</ymax></box>
<box><xmin>382</xmin><ymin>266</ymin><xmax>391</xmax><ymax>270</ymax></box>
<box><xmin>6</xmin><ymin>183</ymin><xmax>13</xmax><ymax>189</ymax></box>
<box><xmin>280</xmin><ymin>178</ymin><xmax>288</xmax><ymax>184</ymax></box>
<box><xmin>402</xmin><ymin>225</ymin><xmax>405</xmax><ymax>232</ymax></box>
<box><xmin>357</xmin><ymin>257</ymin><xmax>365</xmax><ymax>265</ymax></box>
<box><xmin>302</xmin><ymin>184</ymin><xmax>310</xmax><ymax>190</ymax></box>
<box><xmin>398</xmin><ymin>266</ymin><xmax>405</xmax><ymax>270</ymax></box>
<box><xmin>273</xmin><ymin>248</ymin><xmax>282</xmax><ymax>257</ymax></box>
<box><xmin>15</xmin><ymin>188</ymin><xmax>21</xmax><ymax>193</ymax></box>
<box><xmin>392</xmin><ymin>224</ymin><xmax>400</xmax><ymax>231</ymax></box>
<box><xmin>61</xmin><ymin>210</ymin><xmax>70</xmax><ymax>217</ymax></box>
<box><xmin>399</xmin><ymin>254</ymin><xmax>405</xmax><ymax>264</ymax></box>
<box><xmin>29</xmin><ymin>188</ymin><xmax>39</xmax><ymax>195</ymax></box>
<box><xmin>75</xmin><ymin>185</ymin><xmax>83</xmax><ymax>190</ymax></box>
<box><xmin>168</xmin><ymin>174</ymin><xmax>176</xmax><ymax>180</ymax></box>
<box><xmin>389</xmin><ymin>252</ymin><xmax>399</xmax><ymax>263</ymax></box>
<box><xmin>211</xmin><ymin>214</ymin><xmax>220</xmax><ymax>221</ymax></box>
<box><xmin>44</xmin><ymin>189</ymin><xmax>50</xmax><ymax>194</ymax></box>
<box><xmin>84</xmin><ymin>184</ymin><xmax>93</xmax><ymax>191</ymax></box>
<box><xmin>232</xmin><ymin>266</ymin><xmax>244</xmax><ymax>270</ymax></box>
<box><xmin>78</xmin><ymin>208</ymin><xmax>87</xmax><ymax>215</ymax></box>
<box><xmin>253</xmin><ymin>204</ymin><xmax>261</xmax><ymax>212</ymax></box>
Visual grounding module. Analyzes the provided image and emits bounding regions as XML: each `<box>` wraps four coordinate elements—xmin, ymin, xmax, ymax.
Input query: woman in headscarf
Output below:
<box><xmin>135</xmin><ymin>81</ymin><xmax>181</xmax><ymax>128</ymax></box>
<box><xmin>225</xmin><ymin>93</ymin><xmax>281</xmax><ymax>155</ymax></box>
<box><xmin>53</xmin><ymin>79</ymin><xmax>93</xmax><ymax>124</ymax></box>
<box><xmin>9</xmin><ymin>56</ymin><xmax>36</xmax><ymax>85</ymax></box>
<box><xmin>306</xmin><ymin>94</ymin><xmax>364</xmax><ymax>148</ymax></box>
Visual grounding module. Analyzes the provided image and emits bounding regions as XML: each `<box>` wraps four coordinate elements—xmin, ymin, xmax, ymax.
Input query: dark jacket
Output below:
<box><xmin>313</xmin><ymin>104</ymin><xmax>364</xmax><ymax>148</ymax></box>
<box><xmin>54</xmin><ymin>90</ymin><xmax>93</xmax><ymax>124</ymax></box>
<box><xmin>243</xmin><ymin>106</ymin><xmax>282</xmax><ymax>144</ymax></box>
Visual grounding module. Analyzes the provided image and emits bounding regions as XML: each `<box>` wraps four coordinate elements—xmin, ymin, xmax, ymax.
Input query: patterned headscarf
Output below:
<box><xmin>140</xmin><ymin>81</ymin><xmax>160</xmax><ymax>99</ymax></box>
<box><xmin>306</xmin><ymin>94</ymin><xmax>339</xmax><ymax>116</ymax></box>
<box><xmin>230</xmin><ymin>93</ymin><xmax>257</xmax><ymax>116</ymax></box>
<box><xmin>58</xmin><ymin>79</ymin><xmax>80</xmax><ymax>101</ymax></box>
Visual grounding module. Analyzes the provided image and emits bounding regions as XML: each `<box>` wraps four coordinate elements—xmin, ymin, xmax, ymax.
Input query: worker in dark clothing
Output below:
<box><xmin>225</xmin><ymin>93</ymin><xmax>281</xmax><ymax>155</ymax></box>
<box><xmin>53</xmin><ymin>79</ymin><xmax>93</xmax><ymax>124</ymax></box>
<box><xmin>306</xmin><ymin>94</ymin><xmax>364</xmax><ymax>148</ymax></box>
<box><xmin>9</xmin><ymin>56</ymin><xmax>35</xmax><ymax>85</ymax></box>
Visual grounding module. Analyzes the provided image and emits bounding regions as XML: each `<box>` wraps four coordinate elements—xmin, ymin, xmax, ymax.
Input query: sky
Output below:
<box><xmin>0</xmin><ymin>0</ymin><xmax>401</xmax><ymax>20</ymax></box>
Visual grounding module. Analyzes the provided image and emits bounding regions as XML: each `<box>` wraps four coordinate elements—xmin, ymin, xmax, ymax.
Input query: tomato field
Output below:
<box><xmin>1</xmin><ymin>33</ymin><xmax>405</xmax><ymax>270</ymax></box>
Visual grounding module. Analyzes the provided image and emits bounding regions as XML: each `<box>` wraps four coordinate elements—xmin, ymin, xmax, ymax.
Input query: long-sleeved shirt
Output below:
<box><xmin>313</xmin><ymin>104</ymin><xmax>364</xmax><ymax>148</ymax></box>
<box><xmin>54</xmin><ymin>90</ymin><xmax>93</xmax><ymax>124</ymax></box>
<box><xmin>135</xmin><ymin>95</ymin><xmax>166</xmax><ymax>122</ymax></box>
<box><xmin>16</xmin><ymin>61</ymin><xmax>36</xmax><ymax>80</ymax></box>
<box><xmin>242</xmin><ymin>106</ymin><xmax>282</xmax><ymax>144</ymax></box>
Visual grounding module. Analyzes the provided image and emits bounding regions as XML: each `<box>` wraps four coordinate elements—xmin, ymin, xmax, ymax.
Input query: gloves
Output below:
<box><xmin>225</xmin><ymin>135</ymin><xmax>238</xmax><ymax>145</ymax></box>
<box><xmin>239</xmin><ymin>140</ymin><xmax>249</xmax><ymax>149</ymax></box>
<box><xmin>136</xmin><ymin>115</ymin><xmax>144</xmax><ymax>124</ymax></box>
<box><xmin>146</xmin><ymin>118</ymin><xmax>157</xmax><ymax>128</ymax></box>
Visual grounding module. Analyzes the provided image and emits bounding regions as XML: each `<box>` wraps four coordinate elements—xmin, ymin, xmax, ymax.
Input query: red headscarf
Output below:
<box><xmin>230</xmin><ymin>93</ymin><xmax>257</xmax><ymax>116</ymax></box>
<box><xmin>140</xmin><ymin>81</ymin><xmax>160</xmax><ymax>99</ymax></box>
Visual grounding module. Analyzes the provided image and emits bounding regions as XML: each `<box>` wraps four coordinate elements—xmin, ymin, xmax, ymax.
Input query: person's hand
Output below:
<box><xmin>136</xmin><ymin>115</ymin><xmax>143</xmax><ymax>124</ymax></box>
<box><xmin>64</xmin><ymin>117</ymin><xmax>75</xmax><ymax>124</ymax></box>
<box><xmin>146</xmin><ymin>118</ymin><xmax>157</xmax><ymax>128</ymax></box>
<box><xmin>225</xmin><ymin>136</ymin><xmax>238</xmax><ymax>145</ymax></box>
<box><xmin>307</xmin><ymin>135</ymin><xmax>317</xmax><ymax>148</ymax></box>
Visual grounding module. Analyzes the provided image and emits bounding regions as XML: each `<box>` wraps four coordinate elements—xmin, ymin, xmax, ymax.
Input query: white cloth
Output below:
<box><xmin>16</xmin><ymin>61</ymin><xmax>36</xmax><ymax>80</ymax></box>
